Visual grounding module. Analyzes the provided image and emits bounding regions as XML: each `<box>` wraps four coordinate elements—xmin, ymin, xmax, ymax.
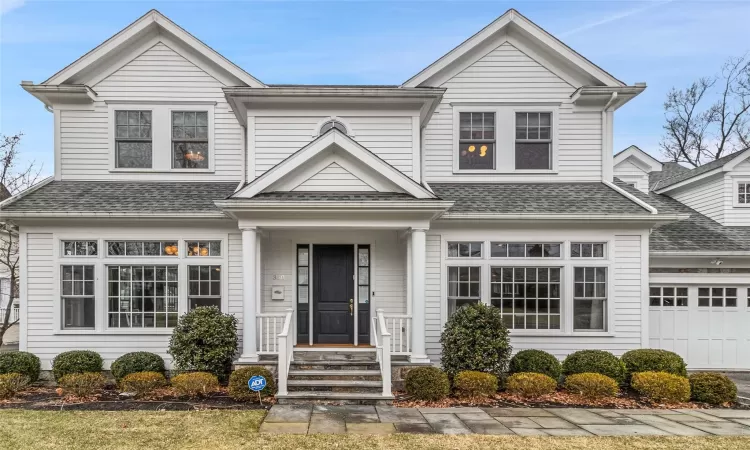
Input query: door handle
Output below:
<box><xmin>349</xmin><ymin>299</ymin><xmax>353</xmax><ymax>316</ymax></box>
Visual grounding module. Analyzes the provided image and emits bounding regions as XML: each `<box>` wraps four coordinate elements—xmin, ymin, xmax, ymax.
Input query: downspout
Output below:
<box><xmin>601</xmin><ymin>92</ymin><xmax>617</xmax><ymax>182</ymax></box>
<box><xmin>45</xmin><ymin>105</ymin><xmax>53</xmax><ymax>113</ymax></box>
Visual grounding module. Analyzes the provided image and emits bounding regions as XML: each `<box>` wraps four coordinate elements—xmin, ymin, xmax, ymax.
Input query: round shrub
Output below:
<box><xmin>0</xmin><ymin>373</ymin><xmax>30</xmax><ymax>399</ymax></box>
<box><xmin>168</xmin><ymin>307</ymin><xmax>238</xmax><ymax>381</ymax></box>
<box><xmin>404</xmin><ymin>366</ymin><xmax>450</xmax><ymax>401</ymax></box>
<box><xmin>58</xmin><ymin>372</ymin><xmax>107</xmax><ymax>398</ymax></box>
<box><xmin>111</xmin><ymin>352</ymin><xmax>165</xmax><ymax>382</ymax></box>
<box><xmin>689</xmin><ymin>372</ymin><xmax>737</xmax><ymax>405</ymax></box>
<box><xmin>228</xmin><ymin>367</ymin><xmax>276</xmax><ymax>401</ymax></box>
<box><xmin>509</xmin><ymin>350</ymin><xmax>561</xmax><ymax>381</ymax></box>
<box><xmin>440</xmin><ymin>303</ymin><xmax>512</xmax><ymax>380</ymax></box>
<box><xmin>564</xmin><ymin>373</ymin><xmax>619</xmax><ymax>399</ymax></box>
<box><xmin>621</xmin><ymin>349</ymin><xmax>687</xmax><ymax>382</ymax></box>
<box><xmin>171</xmin><ymin>372</ymin><xmax>219</xmax><ymax>398</ymax></box>
<box><xmin>506</xmin><ymin>372</ymin><xmax>557</xmax><ymax>398</ymax></box>
<box><xmin>52</xmin><ymin>351</ymin><xmax>103</xmax><ymax>382</ymax></box>
<box><xmin>0</xmin><ymin>352</ymin><xmax>41</xmax><ymax>382</ymax></box>
<box><xmin>453</xmin><ymin>371</ymin><xmax>498</xmax><ymax>398</ymax></box>
<box><xmin>631</xmin><ymin>371</ymin><xmax>690</xmax><ymax>403</ymax></box>
<box><xmin>562</xmin><ymin>350</ymin><xmax>625</xmax><ymax>384</ymax></box>
<box><xmin>120</xmin><ymin>372</ymin><xmax>168</xmax><ymax>398</ymax></box>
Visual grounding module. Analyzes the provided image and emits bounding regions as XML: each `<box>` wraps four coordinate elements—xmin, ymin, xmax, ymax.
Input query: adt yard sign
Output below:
<box><xmin>249</xmin><ymin>376</ymin><xmax>266</xmax><ymax>392</ymax></box>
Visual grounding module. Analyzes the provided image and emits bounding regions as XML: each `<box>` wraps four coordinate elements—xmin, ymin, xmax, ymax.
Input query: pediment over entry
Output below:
<box><xmin>233</xmin><ymin>129</ymin><xmax>436</xmax><ymax>199</ymax></box>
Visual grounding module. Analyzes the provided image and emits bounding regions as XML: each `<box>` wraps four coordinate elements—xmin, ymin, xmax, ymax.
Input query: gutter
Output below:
<box><xmin>214</xmin><ymin>200</ymin><xmax>455</xmax><ymax>210</ymax></box>
<box><xmin>439</xmin><ymin>213</ymin><xmax>688</xmax><ymax>222</ymax></box>
<box><xmin>603</xmin><ymin>180</ymin><xmax>657</xmax><ymax>214</ymax></box>
<box><xmin>651</xmin><ymin>250</ymin><xmax>750</xmax><ymax>257</ymax></box>
<box><xmin>0</xmin><ymin>211</ymin><xmax>228</xmax><ymax>219</ymax></box>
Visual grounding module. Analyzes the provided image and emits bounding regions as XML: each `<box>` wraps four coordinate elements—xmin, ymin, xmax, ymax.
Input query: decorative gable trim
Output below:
<box><xmin>614</xmin><ymin>145</ymin><xmax>663</xmax><ymax>173</ymax></box>
<box><xmin>721</xmin><ymin>147</ymin><xmax>750</xmax><ymax>171</ymax></box>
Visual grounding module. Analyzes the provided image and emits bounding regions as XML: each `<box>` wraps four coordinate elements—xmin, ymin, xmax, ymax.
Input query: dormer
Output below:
<box><xmin>613</xmin><ymin>145</ymin><xmax>664</xmax><ymax>193</ymax></box>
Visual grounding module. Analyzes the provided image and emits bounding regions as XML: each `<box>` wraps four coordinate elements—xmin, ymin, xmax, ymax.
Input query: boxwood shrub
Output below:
<box><xmin>453</xmin><ymin>370</ymin><xmax>498</xmax><ymax>398</ymax></box>
<box><xmin>564</xmin><ymin>372</ymin><xmax>619</xmax><ymax>399</ymax></box>
<box><xmin>561</xmin><ymin>350</ymin><xmax>625</xmax><ymax>384</ymax></box>
<box><xmin>58</xmin><ymin>372</ymin><xmax>107</xmax><ymax>398</ymax></box>
<box><xmin>689</xmin><ymin>372</ymin><xmax>737</xmax><ymax>405</ymax></box>
<box><xmin>0</xmin><ymin>373</ymin><xmax>30</xmax><ymax>399</ymax></box>
<box><xmin>621</xmin><ymin>349</ymin><xmax>687</xmax><ymax>382</ymax></box>
<box><xmin>119</xmin><ymin>372</ymin><xmax>167</xmax><ymax>398</ymax></box>
<box><xmin>168</xmin><ymin>307</ymin><xmax>238</xmax><ymax>381</ymax></box>
<box><xmin>631</xmin><ymin>371</ymin><xmax>690</xmax><ymax>403</ymax></box>
<box><xmin>404</xmin><ymin>366</ymin><xmax>450</xmax><ymax>401</ymax></box>
<box><xmin>52</xmin><ymin>350</ymin><xmax>103</xmax><ymax>382</ymax></box>
<box><xmin>171</xmin><ymin>372</ymin><xmax>219</xmax><ymax>398</ymax></box>
<box><xmin>111</xmin><ymin>352</ymin><xmax>165</xmax><ymax>382</ymax></box>
<box><xmin>509</xmin><ymin>349</ymin><xmax>561</xmax><ymax>381</ymax></box>
<box><xmin>506</xmin><ymin>372</ymin><xmax>557</xmax><ymax>398</ymax></box>
<box><xmin>0</xmin><ymin>351</ymin><xmax>41</xmax><ymax>382</ymax></box>
<box><xmin>228</xmin><ymin>367</ymin><xmax>276</xmax><ymax>401</ymax></box>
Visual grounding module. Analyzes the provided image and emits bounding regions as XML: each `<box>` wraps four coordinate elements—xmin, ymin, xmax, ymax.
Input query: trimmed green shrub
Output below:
<box><xmin>631</xmin><ymin>371</ymin><xmax>690</xmax><ymax>403</ymax></box>
<box><xmin>120</xmin><ymin>372</ymin><xmax>168</xmax><ymax>398</ymax></box>
<box><xmin>509</xmin><ymin>350</ymin><xmax>561</xmax><ymax>381</ymax></box>
<box><xmin>171</xmin><ymin>372</ymin><xmax>219</xmax><ymax>398</ymax></box>
<box><xmin>111</xmin><ymin>352</ymin><xmax>165</xmax><ymax>382</ymax></box>
<box><xmin>689</xmin><ymin>372</ymin><xmax>737</xmax><ymax>405</ymax></box>
<box><xmin>562</xmin><ymin>350</ymin><xmax>625</xmax><ymax>384</ymax></box>
<box><xmin>506</xmin><ymin>372</ymin><xmax>557</xmax><ymax>398</ymax></box>
<box><xmin>58</xmin><ymin>372</ymin><xmax>107</xmax><ymax>398</ymax></box>
<box><xmin>440</xmin><ymin>303</ymin><xmax>512</xmax><ymax>380</ymax></box>
<box><xmin>168</xmin><ymin>307</ymin><xmax>238</xmax><ymax>381</ymax></box>
<box><xmin>621</xmin><ymin>349</ymin><xmax>687</xmax><ymax>382</ymax></box>
<box><xmin>0</xmin><ymin>351</ymin><xmax>41</xmax><ymax>382</ymax></box>
<box><xmin>228</xmin><ymin>367</ymin><xmax>276</xmax><ymax>401</ymax></box>
<box><xmin>404</xmin><ymin>366</ymin><xmax>450</xmax><ymax>401</ymax></box>
<box><xmin>453</xmin><ymin>371</ymin><xmax>498</xmax><ymax>398</ymax></box>
<box><xmin>564</xmin><ymin>373</ymin><xmax>619</xmax><ymax>399</ymax></box>
<box><xmin>52</xmin><ymin>351</ymin><xmax>103</xmax><ymax>382</ymax></box>
<box><xmin>0</xmin><ymin>373</ymin><xmax>30</xmax><ymax>399</ymax></box>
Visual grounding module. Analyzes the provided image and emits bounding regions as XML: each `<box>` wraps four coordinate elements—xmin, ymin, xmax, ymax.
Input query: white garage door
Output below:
<box><xmin>649</xmin><ymin>285</ymin><xmax>750</xmax><ymax>370</ymax></box>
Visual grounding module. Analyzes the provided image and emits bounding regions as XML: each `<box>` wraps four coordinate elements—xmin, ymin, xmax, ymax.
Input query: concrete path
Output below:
<box><xmin>259</xmin><ymin>405</ymin><xmax>750</xmax><ymax>436</ymax></box>
<box><xmin>724</xmin><ymin>373</ymin><xmax>750</xmax><ymax>405</ymax></box>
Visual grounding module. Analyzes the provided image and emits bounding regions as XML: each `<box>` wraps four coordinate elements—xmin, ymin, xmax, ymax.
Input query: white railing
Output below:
<box><xmin>383</xmin><ymin>314</ymin><xmax>411</xmax><ymax>355</ymax></box>
<box><xmin>257</xmin><ymin>313</ymin><xmax>286</xmax><ymax>354</ymax></box>
<box><xmin>372</xmin><ymin>308</ymin><xmax>392</xmax><ymax>397</ymax></box>
<box><xmin>276</xmin><ymin>308</ymin><xmax>294</xmax><ymax>396</ymax></box>
<box><xmin>0</xmin><ymin>307</ymin><xmax>19</xmax><ymax>324</ymax></box>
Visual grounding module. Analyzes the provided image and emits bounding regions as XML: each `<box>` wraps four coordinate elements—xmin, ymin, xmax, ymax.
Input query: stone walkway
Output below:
<box><xmin>259</xmin><ymin>405</ymin><xmax>750</xmax><ymax>436</ymax></box>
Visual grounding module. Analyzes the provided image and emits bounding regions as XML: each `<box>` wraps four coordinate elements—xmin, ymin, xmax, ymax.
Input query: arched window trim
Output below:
<box><xmin>312</xmin><ymin>116</ymin><xmax>355</xmax><ymax>138</ymax></box>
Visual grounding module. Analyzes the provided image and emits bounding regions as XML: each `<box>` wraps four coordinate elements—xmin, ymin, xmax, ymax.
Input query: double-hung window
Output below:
<box><xmin>738</xmin><ymin>183</ymin><xmax>750</xmax><ymax>204</ymax></box>
<box><xmin>172</xmin><ymin>111</ymin><xmax>209</xmax><ymax>169</ymax></box>
<box><xmin>115</xmin><ymin>111</ymin><xmax>152</xmax><ymax>168</ymax></box>
<box><xmin>61</xmin><ymin>265</ymin><xmax>95</xmax><ymax>329</ymax></box>
<box><xmin>188</xmin><ymin>265</ymin><xmax>222</xmax><ymax>310</ymax></box>
<box><xmin>573</xmin><ymin>267</ymin><xmax>607</xmax><ymax>330</ymax></box>
<box><xmin>515</xmin><ymin>112</ymin><xmax>552</xmax><ymax>170</ymax></box>
<box><xmin>447</xmin><ymin>266</ymin><xmax>481</xmax><ymax>315</ymax></box>
<box><xmin>458</xmin><ymin>112</ymin><xmax>495</xmax><ymax>170</ymax></box>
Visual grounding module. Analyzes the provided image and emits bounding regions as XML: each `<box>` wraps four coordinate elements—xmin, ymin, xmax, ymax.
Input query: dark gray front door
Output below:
<box><xmin>313</xmin><ymin>245</ymin><xmax>354</xmax><ymax>344</ymax></box>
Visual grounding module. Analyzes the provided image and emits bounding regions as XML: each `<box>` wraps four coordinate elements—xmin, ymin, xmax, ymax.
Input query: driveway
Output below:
<box><xmin>724</xmin><ymin>372</ymin><xmax>750</xmax><ymax>405</ymax></box>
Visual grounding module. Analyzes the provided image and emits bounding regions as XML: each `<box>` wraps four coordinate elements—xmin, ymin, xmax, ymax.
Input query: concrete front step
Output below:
<box><xmin>276</xmin><ymin>391</ymin><xmax>393</xmax><ymax>405</ymax></box>
<box><xmin>287</xmin><ymin>379</ymin><xmax>383</xmax><ymax>393</ymax></box>
<box><xmin>293</xmin><ymin>350</ymin><xmax>377</xmax><ymax>362</ymax></box>
<box><xmin>289</xmin><ymin>369</ymin><xmax>381</xmax><ymax>377</ymax></box>
<box><xmin>291</xmin><ymin>361</ymin><xmax>380</xmax><ymax>371</ymax></box>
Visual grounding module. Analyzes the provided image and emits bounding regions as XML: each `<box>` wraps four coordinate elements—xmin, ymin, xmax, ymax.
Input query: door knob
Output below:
<box><xmin>349</xmin><ymin>299</ymin><xmax>353</xmax><ymax>316</ymax></box>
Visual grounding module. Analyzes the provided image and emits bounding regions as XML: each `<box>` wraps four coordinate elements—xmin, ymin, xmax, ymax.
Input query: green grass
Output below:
<box><xmin>0</xmin><ymin>410</ymin><xmax>748</xmax><ymax>450</ymax></box>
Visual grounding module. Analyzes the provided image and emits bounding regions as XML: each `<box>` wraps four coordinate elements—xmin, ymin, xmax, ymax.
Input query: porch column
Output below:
<box><xmin>410</xmin><ymin>228</ymin><xmax>429</xmax><ymax>363</ymax></box>
<box><xmin>238</xmin><ymin>227</ymin><xmax>259</xmax><ymax>362</ymax></box>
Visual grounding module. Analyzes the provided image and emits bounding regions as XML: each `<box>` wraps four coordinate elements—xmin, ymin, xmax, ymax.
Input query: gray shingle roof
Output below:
<box><xmin>247</xmin><ymin>192</ymin><xmax>420</xmax><ymax>201</ymax></box>
<box><xmin>648</xmin><ymin>162</ymin><xmax>690</xmax><ymax>190</ymax></box>
<box><xmin>651</xmin><ymin>149</ymin><xmax>750</xmax><ymax>190</ymax></box>
<box><xmin>430</xmin><ymin>182</ymin><xmax>651</xmax><ymax>215</ymax></box>
<box><xmin>1</xmin><ymin>181</ymin><xmax>238</xmax><ymax>214</ymax></box>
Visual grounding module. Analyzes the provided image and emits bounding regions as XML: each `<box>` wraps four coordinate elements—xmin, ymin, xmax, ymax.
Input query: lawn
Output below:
<box><xmin>1</xmin><ymin>410</ymin><xmax>749</xmax><ymax>450</ymax></box>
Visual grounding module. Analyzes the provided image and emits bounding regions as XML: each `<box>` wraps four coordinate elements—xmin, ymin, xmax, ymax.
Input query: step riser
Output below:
<box><xmin>293</xmin><ymin>351</ymin><xmax>376</xmax><ymax>362</ymax></box>
<box><xmin>287</xmin><ymin>386</ymin><xmax>383</xmax><ymax>394</ymax></box>
<box><xmin>289</xmin><ymin>375</ymin><xmax>381</xmax><ymax>381</ymax></box>
<box><xmin>291</xmin><ymin>364</ymin><xmax>380</xmax><ymax>371</ymax></box>
<box><xmin>277</xmin><ymin>398</ymin><xmax>391</xmax><ymax>406</ymax></box>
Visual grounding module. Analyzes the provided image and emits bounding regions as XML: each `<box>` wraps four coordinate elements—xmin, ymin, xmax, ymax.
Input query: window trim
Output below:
<box><xmin>572</xmin><ymin>266</ymin><xmax>608</xmax><ymax>332</ymax></box>
<box><xmin>733</xmin><ymin>179</ymin><xmax>750</xmax><ymax>207</ymax></box>
<box><xmin>447</xmin><ymin>241</ymin><xmax>484</xmax><ymax>259</ymax></box>
<box><xmin>649</xmin><ymin>286</ymin><xmax>689</xmax><ymax>308</ymax></box>
<box><xmin>60</xmin><ymin>264</ymin><xmax>96</xmax><ymax>330</ymax></box>
<box><xmin>311</xmin><ymin>116</ymin><xmax>356</xmax><ymax>138</ymax></box>
<box><xmin>490</xmin><ymin>265</ymin><xmax>563</xmax><ymax>331</ymax></box>
<box><xmin>457</xmin><ymin>111</ymin><xmax>497</xmax><ymax>171</ymax></box>
<box><xmin>570</xmin><ymin>242</ymin><xmax>607</xmax><ymax>259</ymax></box>
<box><xmin>171</xmin><ymin>110</ymin><xmax>210</xmax><ymax>170</ymax></box>
<box><xmin>187</xmin><ymin>264</ymin><xmax>223</xmax><ymax>312</ymax></box>
<box><xmin>114</xmin><ymin>109</ymin><xmax>153</xmax><ymax>169</ymax></box>
<box><xmin>514</xmin><ymin>111</ymin><xmax>553</xmax><ymax>171</ymax></box>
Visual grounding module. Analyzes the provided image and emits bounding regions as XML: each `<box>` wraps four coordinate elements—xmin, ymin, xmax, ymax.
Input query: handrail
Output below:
<box><xmin>257</xmin><ymin>313</ymin><xmax>286</xmax><ymax>354</ymax></box>
<box><xmin>276</xmin><ymin>308</ymin><xmax>294</xmax><ymax>396</ymax></box>
<box><xmin>375</xmin><ymin>309</ymin><xmax>392</xmax><ymax>397</ymax></box>
<box><xmin>383</xmin><ymin>313</ymin><xmax>411</xmax><ymax>355</ymax></box>
<box><xmin>0</xmin><ymin>307</ymin><xmax>19</xmax><ymax>324</ymax></box>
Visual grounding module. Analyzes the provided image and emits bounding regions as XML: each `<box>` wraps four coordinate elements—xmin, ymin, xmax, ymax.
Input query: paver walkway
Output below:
<box><xmin>259</xmin><ymin>405</ymin><xmax>750</xmax><ymax>436</ymax></box>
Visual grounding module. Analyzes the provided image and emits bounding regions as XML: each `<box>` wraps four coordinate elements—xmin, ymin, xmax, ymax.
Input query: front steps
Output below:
<box><xmin>276</xmin><ymin>349</ymin><xmax>393</xmax><ymax>405</ymax></box>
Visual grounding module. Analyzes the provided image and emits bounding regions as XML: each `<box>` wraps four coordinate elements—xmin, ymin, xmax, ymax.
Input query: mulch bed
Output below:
<box><xmin>0</xmin><ymin>386</ymin><xmax>271</xmax><ymax>411</ymax></box>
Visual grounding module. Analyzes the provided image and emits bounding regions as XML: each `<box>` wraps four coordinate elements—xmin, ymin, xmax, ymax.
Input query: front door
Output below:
<box><xmin>313</xmin><ymin>245</ymin><xmax>354</xmax><ymax>344</ymax></box>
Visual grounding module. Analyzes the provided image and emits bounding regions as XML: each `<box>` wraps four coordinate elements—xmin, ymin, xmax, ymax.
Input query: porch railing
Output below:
<box><xmin>276</xmin><ymin>308</ymin><xmax>294</xmax><ymax>396</ymax></box>
<box><xmin>372</xmin><ymin>308</ymin><xmax>392</xmax><ymax>397</ymax></box>
<box><xmin>0</xmin><ymin>306</ymin><xmax>19</xmax><ymax>324</ymax></box>
<box><xmin>257</xmin><ymin>313</ymin><xmax>286</xmax><ymax>354</ymax></box>
<box><xmin>382</xmin><ymin>314</ymin><xmax>411</xmax><ymax>355</ymax></box>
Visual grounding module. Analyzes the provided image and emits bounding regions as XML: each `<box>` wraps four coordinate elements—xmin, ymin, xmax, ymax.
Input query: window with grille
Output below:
<box><xmin>447</xmin><ymin>242</ymin><xmax>483</xmax><ymax>258</ymax></box>
<box><xmin>573</xmin><ymin>267</ymin><xmax>606</xmax><ymax>331</ymax></box>
<box><xmin>698</xmin><ymin>287</ymin><xmax>737</xmax><ymax>307</ymax></box>
<box><xmin>61</xmin><ymin>265</ymin><xmax>95</xmax><ymax>329</ymax></box>
<box><xmin>447</xmin><ymin>266</ymin><xmax>481</xmax><ymax>315</ymax></box>
<box><xmin>491</xmin><ymin>242</ymin><xmax>561</xmax><ymax>258</ymax></box>
<box><xmin>738</xmin><ymin>183</ymin><xmax>750</xmax><ymax>204</ymax></box>
<box><xmin>62</xmin><ymin>241</ymin><xmax>98</xmax><ymax>257</ymax></box>
<box><xmin>515</xmin><ymin>112</ymin><xmax>552</xmax><ymax>170</ymax></box>
<box><xmin>649</xmin><ymin>286</ymin><xmax>688</xmax><ymax>307</ymax></box>
<box><xmin>172</xmin><ymin>111</ymin><xmax>209</xmax><ymax>169</ymax></box>
<box><xmin>107</xmin><ymin>265</ymin><xmax>178</xmax><ymax>328</ymax></box>
<box><xmin>570</xmin><ymin>243</ymin><xmax>605</xmax><ymax>258</ymax></box>
<box><xmin>458</xmin><ymin>112</ymin><xmax>495</xmax><ymax>170</ymax></box>
<box><xmin>188</xmin><ymin>265</ymin><xmax>221</xmax><ymax>310</ymax></box>
<box><xmin>115</xmin><ymin>110</ymin><xmax>152</xmax><ymax>168</ymax></box>
<box><xmin>490</xmin><ymin>267</ymin><xmax>561</xmax><ymax>330</ymax></box>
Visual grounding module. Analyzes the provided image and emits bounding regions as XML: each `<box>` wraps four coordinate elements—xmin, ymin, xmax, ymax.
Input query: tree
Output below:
<box><xmin>0</xmin><ymin>133</ymin><xmax>42</xmax><ymax>347</ymax></box>
<box><xmin>661</xmin><ymin>55</ymin><xmax>750</xmax><ymax>167</ymax></box>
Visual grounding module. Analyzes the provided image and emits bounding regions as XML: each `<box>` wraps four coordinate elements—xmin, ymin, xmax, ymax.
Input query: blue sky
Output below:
<box><xmin>1</xmin><ymin>0</ymin><xmax>749</xmax><ymax>176</ymax></box>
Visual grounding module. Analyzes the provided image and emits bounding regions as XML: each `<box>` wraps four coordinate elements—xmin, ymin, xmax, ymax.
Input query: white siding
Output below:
<box><xmin>725</xmin><ymin>164</ymin><xmax>750</xmax><ymax>226</ymax></box>
<box><xmin>59</xmin><ymin>42</ymin><xmax>243</xmax><ymax>181</ymax></box>
<box><xmin>670</xmin><ymin>175</ymin><xmax>725</xmax><ymax>224</ymax></box>
<box><xmin>422</xmin><ymin>42</ymin><xmax>603</xmax><ymax>182</ymax></box>
<box><xmin>614</xmin><ymin>159</ymin><xmax>650</xmax><ymax>193</ymax></box>
<box><xmin>293</xmin><ymin>162</ymin><xmax>375</xmax><ymax>192</ymax></box>
<box><xmin>252</xmin><ymin>115</ymin><xmax>414</xmax><ymax>179</ymax></box>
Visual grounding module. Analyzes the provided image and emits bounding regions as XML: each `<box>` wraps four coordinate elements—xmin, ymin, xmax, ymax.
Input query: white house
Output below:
<box><xmin>1</xmin><ymin>9</ymin><xmax>748</xmax><ymax>402</ymax></box>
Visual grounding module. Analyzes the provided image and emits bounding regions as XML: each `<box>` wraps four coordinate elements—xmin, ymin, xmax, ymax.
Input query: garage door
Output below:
<box><xmin>649</xmin><ymin>285</ymin><xmax>750</xmax><ymax>370</ymax></box>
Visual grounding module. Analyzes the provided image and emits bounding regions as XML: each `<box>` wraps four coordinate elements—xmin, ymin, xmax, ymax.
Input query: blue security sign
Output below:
<box><xmin>248</xmin><ymin>375</ymin><xmax>267</xmax><ymax>392</ymax></box>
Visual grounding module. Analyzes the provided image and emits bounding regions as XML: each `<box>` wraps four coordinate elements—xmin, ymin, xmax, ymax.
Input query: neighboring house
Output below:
<box><xmin>0</xmin><ymin>184</ymin><xmax>15</xmax><ymax>315</ymax></box>
<box><xmin>1</xmin><ymin>8</ymin><xmax>746</xmax><ymax>400</ymax></box>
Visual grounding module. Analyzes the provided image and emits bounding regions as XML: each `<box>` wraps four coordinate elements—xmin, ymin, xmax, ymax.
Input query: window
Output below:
<box><xmin>458</xmin><ymin>112</ymin><xmax>495</xmax><ymax>170</ymax></box>
<box><xmin>115</xmin><ymin>111</ymin><xmax>152</xmax><ymax>168</ymax></box>
<box><xmin>107</xmin><ymin>241</ymin><xmax>178</xmax><ymax>257</ymax></box>
<box><xmin>172</xmin><ymin>111</ymin><xmax>209</xmax><ymax>169</ymax></box>
<box><xmin>447</xmin><ymin>242</ymin><xmax>483</xmax><ymax>258</ymax></box>
<box><xmin>649</xmin><ymin>286</ymin><xmax>688</xmax><ymax>307</ymax></box>
<box><xmin>186</xmin><ymin>241</ymin><xmax>221</xmax><ymax>257</ymax></box>
<box><xmin>698</xmin><ymin>287</ymin><xmax>737</xmax><ymax>307</ymax></box>
<box><xmin>491</xmin><ymin>242</ymin><xmax>561</xmax><ymax>258</ymax></box>
<box><xmin>490</xmin><ymin>267</ymin><xmax>561</xmax><ymax>330</ymax></box>
<box><xmin>357</xmin><ymin>246</ymin><xmax>370</xmax><ymax>305</ymax></box>
<box><xmin>739</xmin><ymin>183</ymin><xmax>750</xmax><ymax>204</ymax></box>
<box><xmin>61</xmin><ymin>265</ymin><xmax>95</xmax><ymax>329</ymax></box>
<box><xmin>447</xmin><ymin>266</ymin><xmax>481</xmax><ymax>315</ymax></box>
<box><xmin>570</xmin><ymin>243</ymin><xmax>605</xmax><ymax>258</ymax></box>
<box><xmin>62</xmin><ymin>241</ymin><xmax>98</xmax><ymax>257</ymax></box>
<box><xmin>319</xmin><ymin>119</ymin><xmax>347</xmax><ymax>134</ymax></box>
<box><xmin>107</xmin><ymin>265</ymin><xmax>178</xmax><ymax>328</ymax></box>
<box><xmin>573</xmin><ymin>267</ymin><xmax>606</xmax><ymax>331</ymax></box>
<box><xmin>515</xmin><ymin>112</ymin><xmax>552</xmax><ymax>170</ymax></box>
<box><xmin>188</xmin><ymin>265</ymin><xmax>221</xmax><ymax>310</ymax></box>
<box><xmin>297</xmin><ymin>246</ymin><xmax>309</xmax><ymax>305</ymax></box>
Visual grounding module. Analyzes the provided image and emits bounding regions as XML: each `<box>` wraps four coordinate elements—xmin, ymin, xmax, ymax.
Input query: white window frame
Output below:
<box><xmin>490</xmin><ymin>242</ymin><xmax>562</xmax><ymax>259</ymax></box>
<box><xmin>170</xmin><ymin>110</ymin><xmax>210</xmax><ymax>170</ymax></box>
<box><xmin>446</xmin><ymin>241</ymin><xmax>484</xmax><ymax>259</ymax></box>
<box><xmin>570</xmin><ymin>242</ymin><xmax>607</xmax><ymax>259</ymax></box>
<box><xmin>311</xmin><ymin>116</ymin><xmax>356</xmax><ymax>138</ymax></box>
<box><xmin>649</xmin><ymin>286</ymin><xmax>689</xmax><ymax>308</ymax></box>
<box><xmin>572</xmin><ymin>266</ymin><xmax>608</xmax><ymax>332</ymax></box>
<box><xmin>733</xmin><ymin>179</ymin><xmax>750</xmax><ymax>207</ymax></box>
<box><xmin>697</xmin><ymin>286</ymin><xmax>739</xmax><ymax>309</ymax></box>
<box><xmin>108</xmin><ymin>103</ymin><xmax>215</xmax><ymax>173</ymax></box>
<box><xmin>60</xmin><ymin>264</ymin><xmax>96</xmax><ymax>330</ymax></box>
<box><xmin>187</xmin><ymin>264</ymin><xmax>223</xmax><ymax>311</ymax></box>
<box><xmin>447</xmin><ymin>264</ymin><xmax>483</xmax><ymax>316</ymax></box>
<box><xmin>490</xmin><ymin>265</ymin><xmax>563</xmax><ymax>331</ymax></box>
<box><xmin>456</xmin><ymin>111</ymin><xmax>497</xmax><ymax>171</ymax></box>
<box><xmin>61</xmin><ymin>240</ymin><xmax>99</xmax><ymax>257</ymax></box>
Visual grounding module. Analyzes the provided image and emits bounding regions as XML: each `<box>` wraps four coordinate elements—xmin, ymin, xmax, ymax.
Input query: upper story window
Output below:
<box><xmin>458</xmin><ymin>112</ymin><xmax>495</xmax><ymax>170</ymax></box>
<box><xmin>738</xmin><ymin>182</ymin><xmax>749</xmax><ymax>204</ymax></box>
<box><xmin>172</xmin><ymin>112</ymin><xmax>209</xmax><ymax>169</ymax></box>
<box><xmin>570</xmin><ymin>243</ymin><xmax>605</xmax><ymax>258</ymax></box>
<box><xmin>62</xmin><ymin>240</ymin><xmax>98</xmax><ymax>257</ymax></box>
<box><xmin>515</xmin><ymin>112</ymin><xmax>552</xmax><ymax>170</ymax></box>
<box><xmin>320</xmin><ymin>119</ymin><xmax>347</xmax><ymax>134</ymax></box>
<box><xmin>115</xmin><ymin>111</ymin><xmax>152</xmax><ymax>168</ymax></box>
<box><xmin>491</xmin><ymin>242</ymin><xmax>561</xmax><ymax>258</ymax></box>
<box><xmin>447</xmin><ymin>241</ymin><xmax>483</xmax><ymax>258</ymax></box>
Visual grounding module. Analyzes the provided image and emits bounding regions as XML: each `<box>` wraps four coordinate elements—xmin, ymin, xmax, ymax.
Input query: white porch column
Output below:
<box><xmin>410</xmin><ymin>228</ymin><xmax>429</xmax><ymax>363</ymax></box>
<box><xmin>238</xmin><ymin>227</ymin><xmax>259</xmax><ymax>362</ymax></box>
